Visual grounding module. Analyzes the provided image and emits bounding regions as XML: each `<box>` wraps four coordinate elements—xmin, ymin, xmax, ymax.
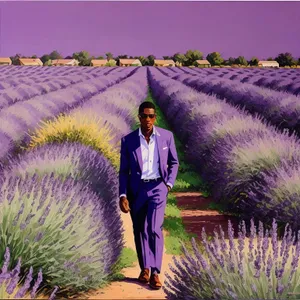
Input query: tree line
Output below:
<box><xmin>9</xmin><ymin>50</ymin><xmax>300</xmax><ymax>67</ymax></box>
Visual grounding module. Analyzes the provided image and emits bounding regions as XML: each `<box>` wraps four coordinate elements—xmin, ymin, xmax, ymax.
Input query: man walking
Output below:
<box><xmin>119</xmin><ymin>101</ymin><xmax>179</xmax><ymax>290</ymax></box>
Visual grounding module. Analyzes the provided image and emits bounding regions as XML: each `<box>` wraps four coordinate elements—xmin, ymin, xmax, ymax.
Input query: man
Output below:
<box><xmin>119</xmin><ymin>101</ymin><xmax>179</xmax><ymax>290</ymax></box>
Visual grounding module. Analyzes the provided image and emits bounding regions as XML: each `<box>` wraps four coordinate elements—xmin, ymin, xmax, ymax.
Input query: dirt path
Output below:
<box><xmin>84</xmin><ymin>192</ymin><xmax>239</xmax><ymax>299</ymax></box>
<box><xmin>175</xmin><ymin>192</ymin><xmax>240</xmax><ymax>239</ymax></box>
<box><xmin>85</xmin><ymin>209</ymin><xmax>179</xmax><ymax>300</ymax></box>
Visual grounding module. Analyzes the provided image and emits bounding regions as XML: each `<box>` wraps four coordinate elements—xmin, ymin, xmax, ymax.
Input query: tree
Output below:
<box><xmin>138</xmin><ymin>56</ymin><xmax>148</xmax><ymax>66</ymax></box>
<box><xmin>72</xmin><ymin>51</ymin><xmax>91</xmax><ymax>66</ymax></box>
<box><xmin>163</xmin><ymin>56</ymin><xmax>172</xmax><ymax>60</ymax></box>
<box><xmin>105</xmin><ymin>52</ymin><xmax>113</xmax><ymax>60</ymax></box>
<box><xmin>267</xmin><ymin>57</ymin><xmax>274</xmax><ymax>61</ymax></box>
<box><xmin>173</xmin><ymin>53</ymin><xmax>187</xmax><ymax>66</ymax></box>
<box><xmin>249</xmin><ymin>56</ymin><xmax>259</xmax><ymax>66</ymax></box>
<box><xmin>235</xmin><ymin>56</ymin><xmax>248</xmax><ymax>66</ymax></box>
<box><xmin>206</xmin><ymin>52</ymin><xmax>224</xmax><ymax>66</ymax></box>
<box><xmin>185</xmin><ymin>50</ymin><xmax>203</xmax><ymax>66</ymax></box>
<box><xmin>49</xmin><ymin>50</ymin><xmax>62</xmax><ymax>60</ymax></box>
<box><xmin>10</xmin><ymin>54</ymin><xmax>22</xmax><ymax>65</ymax></box>
<box><xmin>298</xmin><ymin>58</ymin><xmax>300</xmax><ymax>66</ymax></box>
<box><xmin>224</xmin><ymin>57</ymin><xmax>235</xmax><ymax>66</ymax></box>
<box><xmin>96</xmin><ymin>56</ymin><xmax>104</xmax><ymax>59</ymax></box>
<box><xmin>40</xmin><ymin>54</ymin><xmax>50</xmax><ymax>64</ymax></box>
<box><xmin>44</xmin><ymin>60</ymin><xmax>52</xmax><ymax>66</ymax></box>
<box><xmin>275</xmin><ymin>52</ymin><xmax>297</xmax><ymax>67</ymax></box>
<box><xmin>105</xmin><ymin>59</ymin><xmax>117</xmax><ymax>67</ymax></box>
<box><xmin>146</xmin><ymin>55</ymin><xmax>156</xmax><ymax>66</ymax></box>
<box><xmin>31</xmin><ymin>55</ymin><xmax>37</xmax><ymax>58</ymax></box>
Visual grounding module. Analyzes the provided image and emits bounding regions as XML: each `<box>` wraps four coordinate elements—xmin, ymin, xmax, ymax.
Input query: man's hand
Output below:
<box><xmin>119</xmin><ymin>196</ymin><xmax>130</xmax><ymax>213</ymax></box>
<box><xmin>167</xmin><ymin>185</ymin><xmax>171</xmax><ymax>192</ymax></box>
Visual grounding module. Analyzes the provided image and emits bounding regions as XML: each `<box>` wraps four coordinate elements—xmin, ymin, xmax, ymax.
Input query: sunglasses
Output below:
<box><xmin>139</xmin><ymin>113</ymin><xmax>156</xmax><ymax>119</ymax></box>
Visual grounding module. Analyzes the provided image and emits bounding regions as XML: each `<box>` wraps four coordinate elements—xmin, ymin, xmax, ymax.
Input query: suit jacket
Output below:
<box><xmin>119</xmin><ymin>126</ymin><xmax>179</xmax><ymax>200</ymax></box>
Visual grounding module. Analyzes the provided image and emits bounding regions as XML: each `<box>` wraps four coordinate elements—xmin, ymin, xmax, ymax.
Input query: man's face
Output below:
<box><xmin>139</xmin><ymin>108</ymin><xmax>156</xmax><ymax>131</ymax></box>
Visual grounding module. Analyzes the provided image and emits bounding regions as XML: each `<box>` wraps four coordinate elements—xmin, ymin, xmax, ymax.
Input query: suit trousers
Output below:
<box><xmin>129</xmin><ymin>178</ymin><xmax>168</xmax><ymax>274</ymax></box>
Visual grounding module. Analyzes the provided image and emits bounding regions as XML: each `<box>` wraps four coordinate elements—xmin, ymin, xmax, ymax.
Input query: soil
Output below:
<box><xmin>175</xmin><ymin>192</ymin><xmax>240</xmax><ymax>239</ymax></box>
<box><xmin>67</xmin><ymin>192</ymin><xmax>240</xmax><ymax>299</ymax></box>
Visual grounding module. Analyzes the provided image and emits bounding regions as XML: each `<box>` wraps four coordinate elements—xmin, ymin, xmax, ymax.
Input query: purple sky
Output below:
<box><xmin>0</xmin><ymin>1</ymin><xmax>299</xmax><ymax>60</ymax></box>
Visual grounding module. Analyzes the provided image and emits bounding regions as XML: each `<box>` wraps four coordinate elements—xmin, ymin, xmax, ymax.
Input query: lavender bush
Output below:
<box><xmin>164</xmin><ymin>219</ymin><xmax>300</xmax><ymax>300</ymax></box>
<box><xmin>1</xmin><ymin>142</ymin><xmax>123</xmax><ymax>275</ymax></box>
<box><xmin>0</xmin><ymin>247</ymin><xmax>59</xmax><ymax>299</ymax></box>
<box><xmin>0</xmin><ymin>173</ymin><xmax>122</xmax><ymax>293</ymax></box>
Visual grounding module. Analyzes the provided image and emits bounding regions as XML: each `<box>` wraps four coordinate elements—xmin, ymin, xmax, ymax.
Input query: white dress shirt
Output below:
<box><xmin>120</xmin><ymin>125</ymin><xmax>173</xmax><ymax>199</ymax></box>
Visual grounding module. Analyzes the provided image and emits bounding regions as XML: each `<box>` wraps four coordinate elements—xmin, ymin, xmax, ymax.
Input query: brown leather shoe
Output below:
<box><xmin>149</xmin><ymin>274</ymin><xmax>162</xmax><ymax>290</ymax></box>
<box><xmin>138</xmin><ymin>268</ymin><xmax>150</xmax><ymax>283</ymax></box>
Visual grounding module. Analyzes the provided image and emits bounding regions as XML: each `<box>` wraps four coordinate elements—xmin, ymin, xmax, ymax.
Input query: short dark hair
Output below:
<box><xmin>138</xmin><ymin>101</ymin><xmax>156</xmax><ymax>114</ymax></box>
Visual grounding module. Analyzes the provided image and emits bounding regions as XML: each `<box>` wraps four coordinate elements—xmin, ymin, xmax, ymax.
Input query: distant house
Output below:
<box><xmin>154</xmin><ymin>59</ymin><xmax>175</xmax><ymax>67</ymax></box>
<box><xmin>91</xmin><ymin>59</ymin><xmax>108</xmax><ymax>67</ymax></box>
<box><xmin>19</xmin><ymin>58</ymin><xmax>43</xmax><ymax>66</ymax></box>
<box><xmin>51</xmin><ymin>59</ymin><xmax>79</xmax><ymax>66</ymax></box>
<box><xmin>258</xmin><ymin>60</ymin><xmax>279</xmax><ymax>68</ymax></box>
<box><xmin>119</xmin><ymin>59</ymin><xmax>142</xmax><ymax>67</ymax></box>
<box><xmin>195</xmin><ymin>60</ymin><xmax>211</xmax><ymax>68</ymax></box>
<box><xmin>0</xmin><ymin>57</ymin><xmax>12</xmax><ymax>65</ymax></box>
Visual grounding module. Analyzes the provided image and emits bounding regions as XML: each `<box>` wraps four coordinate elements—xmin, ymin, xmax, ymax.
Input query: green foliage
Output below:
<box><xmin>185</xmin><ymin>50</ymin><xmax>203</xmax><ymax>66</ymax></box>
<box><xmin>207</xmin><ymin>201</ymin><xmax>228</xmax><ymax>212</ymax></box>
<box><xmin>49</xmin><ymin>50</ymin><xmax>62</xmax><ymax>60</ymax></box>
<box><xmin>146</xmin><ymin>55</ymin><xmax>156</xmax><ymax>66</ymax></box>
<box><xmin>249</xmin><ymin>56</ymin><xmax>259</xmax><ymax>66</ymax></box>
<box><xmin>105</xmin><ymin>52</ymin><xmax>113</xmax><ymax>60</ymax></box>
<box><xmin>206</xmin><ymin>52</ymin><xmax>224</xmax><ymax>66</ymax></box>
<box><xmin>173</xmin><ymin>53</ymin><xmax>187</xmax><ymax>65</ymax></box>
<box><xmin>107</xmin><ymin>247</ymin><xmax>137</xmax><ymax>281</ymax></box>
<box><xmin>235</xmin><ymin>55</ymin><xmax>248</xmax><ymax>66</ymax></box>
<box><xmin>275</xmin><ymin>52</ymin><xmax>297</xmax><ymax>67</ymax></box>
<box><xmin>72</xmin><ymin>51</ymin><xmax>91</xmax><ymax>66</ymax></box>
<box><xmin>105</xmin><ymin>59</ymin><xmax>117</xmax><ymax>67</ymax></box>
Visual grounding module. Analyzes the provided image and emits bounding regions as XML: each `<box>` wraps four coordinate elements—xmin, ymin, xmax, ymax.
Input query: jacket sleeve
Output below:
<box><xmin>166</xmin><ymin>132</ymin><xmax>179</xmax><ymax>187</ymax></box>
<box><xmin>119</xmin><ymin>136</ymin><xmax>129</xmax><ymax>197</ymax></box>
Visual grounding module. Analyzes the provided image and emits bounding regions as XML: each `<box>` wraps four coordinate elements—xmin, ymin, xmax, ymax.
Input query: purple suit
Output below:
<box><xmin>119</xmin><ymin>126</ymin><xmax>179</xmax><ymax>273</ymax></box>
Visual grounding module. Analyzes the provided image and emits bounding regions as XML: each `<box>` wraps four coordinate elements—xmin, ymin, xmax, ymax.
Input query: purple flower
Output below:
<box><xmin>31</xmin><ymin>268</ymin><xmax>43</xmax><ymax>299</ymax></box>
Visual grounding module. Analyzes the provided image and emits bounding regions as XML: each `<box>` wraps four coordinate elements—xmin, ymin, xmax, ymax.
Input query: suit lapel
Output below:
<box><xmin>155</xmin><ymin>127</ymin><xmax>162</xmax><ymax>163</ymax></box>
<box><xmin>134</xmin><ymin>129</ymin><xmax>143</xmax><ymax>172</ymax></box>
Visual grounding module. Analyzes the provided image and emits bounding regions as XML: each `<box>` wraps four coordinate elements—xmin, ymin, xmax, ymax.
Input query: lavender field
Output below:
<box><xmin>0</xmin><ymin>65</ymin><xmax>300</xmax><ymax>299</ymax></box>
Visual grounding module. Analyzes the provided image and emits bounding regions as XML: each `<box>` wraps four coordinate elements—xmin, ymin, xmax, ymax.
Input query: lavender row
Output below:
<box><xmin>0</xmin><ymin>69</ymin><xmax>148</xmax><ymax>292</ymax></box>
<box><xmin>184</xmin><ymin>67</ymin><xmax>300</xmax><ymax>95</ymax></box>
<box><xmin>0</xmin><ymin>66</ymin><xmax>110</xmax><ymax>87</ymax></box>
<box><xmin>0</xmin><ymin>67</ymin><xmax>137</xmax><ymax>168</ymax></box>
<box><xmin>0</xmin><ymin>65</ymin><xmax>109</xmax><ymax>80</ymax></box>
<box><xmin>189</xmin><ymin>66</ymin><xmax>300</xmax><ymax>78</ymax></box>
<box><xmin>164</xmin><ymin>219</ymin><xmax>300</xmax><ymax>299</ymax></box>
<box><xmin>0</xmin><ymin>68</ymin><xmax>119</xmax><ymax>111</ymax></box>
<box><xmin>161</xmin><ymin>69</ymin><xmax>300</xmax><ymax>137</ymax></box>
<box><xmin>148</xmin><ymin>67</ymin><xmax>300</xmax><ymax>230</ymax></box>
<box><xmin>0</xmin><ymin>67</ymin><xmax>110</xmax><ymax>89</ymax></box>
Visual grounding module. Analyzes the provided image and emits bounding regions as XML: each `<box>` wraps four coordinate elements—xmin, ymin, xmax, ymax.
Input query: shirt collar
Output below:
<box><xmin>138</xmin><ymin>125</ymin><xmax>160</xmax><ymax>137</ymax></box>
